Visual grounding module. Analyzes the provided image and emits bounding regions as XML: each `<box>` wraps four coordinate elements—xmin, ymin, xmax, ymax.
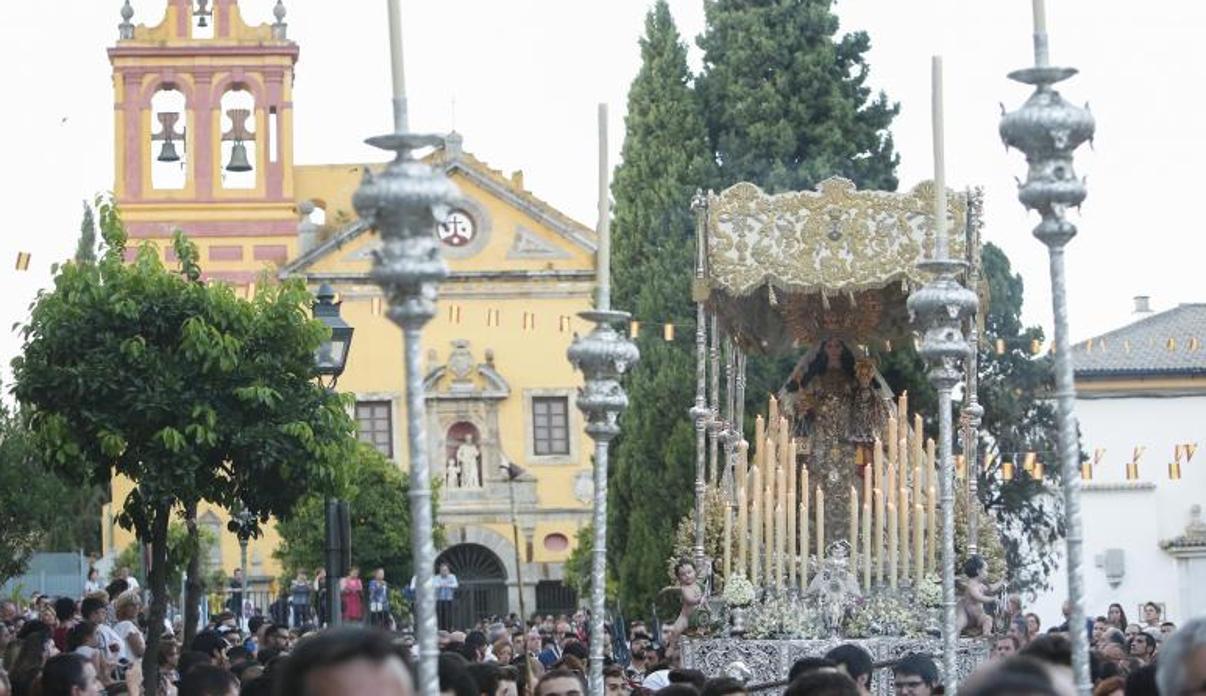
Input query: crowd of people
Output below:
<box><xmin>1</xmin><ymin>563</ymin><xmax>1203</xmax><ymax>696</ymax></box>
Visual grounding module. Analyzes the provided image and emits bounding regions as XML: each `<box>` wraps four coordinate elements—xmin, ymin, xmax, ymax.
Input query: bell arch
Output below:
<box><xmin>150</xmin><ymin>87</ymin><xmax>189</xmax><ymax>190</ymax></box>
<box><xmin>219</xmin><ymin>87</ymin><xmax>257</xmax><ymax>190</ymax></box>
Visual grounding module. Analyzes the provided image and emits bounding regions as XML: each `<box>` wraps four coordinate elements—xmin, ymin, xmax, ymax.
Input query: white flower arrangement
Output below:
<box><xmin>744</xmin><ymin>593</ymin><xmax>823</xmax><ymax>639</ymax></box>
<box><xmin>844</xmin><ymin>592</ymin><xmax>925</xmax><ymax>637</ymax></box>
<box><xmin>914</xmin><ymin>574</ymin><xmax>942</xmax><ymax>608</ymax></box>
<box><xmin>722</xmin><ymin>575</ymin><xmax>756</xmax><ymax>607</ymax></box>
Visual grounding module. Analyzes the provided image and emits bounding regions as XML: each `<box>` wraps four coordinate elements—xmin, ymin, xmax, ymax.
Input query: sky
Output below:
<box><xmin>1</xmin><ymin>1</ymin><xmax>1204</xmax><ymax>378</ymax></box>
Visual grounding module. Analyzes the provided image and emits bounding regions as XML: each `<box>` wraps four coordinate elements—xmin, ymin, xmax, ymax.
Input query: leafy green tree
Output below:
<box><xmin>115</xmin><ymin>522</ymin><xmax>217</xmax><ymax>602</ymax></box>
<box><xmin>275</xmin><ymin>444</ymin><xmax>435</xmax><ymax>588</ymax></box>
<box><xmin>562</xmin><ymin>525</ymin><xmax>618</xmax><ymax>604</ymax></box>
<box><xmin>0</xmin><ymin>401</ymin><xmax>68</xmax><ymax>587</ymax></box>
<box><xmin>12</xmin><ymin>197</ymin><xmax>356</xmax><ymax>692</ymax></box>
<box><xmin>608</xmin><ymin>0</ymin><xmax>718</xmax><ymax>617</ymax></box>
<box><xmin>972</xmin><ymin>242</ymin><xmax>1064</xmax><ymax>594</ymax></box>
<box><xmin>75</xmin><ymin>200</ymin><xmax>97</xmax><ymax>264</ymax></box>
<box><xmin>697</xmin><ymin>0</ymin><xmax>900</xmax><ymax>193</ymax></box>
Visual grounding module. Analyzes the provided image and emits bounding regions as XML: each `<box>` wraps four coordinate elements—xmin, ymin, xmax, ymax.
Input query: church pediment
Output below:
<box><xmin>424</xmin><ymin>340</ymin><xmax>510</xmax><ymax>400</ymax></box>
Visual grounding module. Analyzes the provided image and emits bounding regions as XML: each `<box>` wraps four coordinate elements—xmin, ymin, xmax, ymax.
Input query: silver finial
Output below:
<box><xmin>118</xmin><ymin>0</ymin><xmax>135</xmax><ymax>39</ymax></box>
<box><xmin>272</xmin><ymin>0</ymin><xmax>288</xmax><ymax>39</ymax></box>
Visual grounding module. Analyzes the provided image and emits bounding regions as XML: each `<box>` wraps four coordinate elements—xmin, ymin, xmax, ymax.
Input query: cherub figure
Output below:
<box><xmin>956</xmin><ymin>555</ymin><xmax>1005</xmax><ymax>636</ymax></box>
<box><xmin>662</xmin><ymin>559</ymin><xmax>704</xmax><ymax>657</ymax></box>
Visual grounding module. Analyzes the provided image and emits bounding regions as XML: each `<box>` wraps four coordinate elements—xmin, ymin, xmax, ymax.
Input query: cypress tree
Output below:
<box><xmin>75</xmin><ymin>201</ymin><xmax>97</xmax><ymax>264</ymax></box>
<box><xmin>974</xmin><ymin>242</ymin><xmax>1064</xmax><ymax>593</ymax></box>
<box><xmin>697</xmin><ymin>0</ymin><xmax>900</xmax><ymax>193</ymax></box>
<box><xmin>607</xmin><ymin>0</ymin><xmax>717</xmax><ymax>617</ymax></box>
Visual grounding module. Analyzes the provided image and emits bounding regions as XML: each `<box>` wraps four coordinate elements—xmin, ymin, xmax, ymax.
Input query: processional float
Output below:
<box><xmin>676</xmin><ymin>64</ymin><xmax>993</xmax><ymax>692</ymax></box>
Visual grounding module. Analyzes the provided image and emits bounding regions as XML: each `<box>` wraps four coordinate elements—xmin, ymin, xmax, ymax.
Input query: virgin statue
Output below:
<box><xmin>779</xmin><ymin>338</ymin><xmax>893</xmax><ymax>545</ymax></box>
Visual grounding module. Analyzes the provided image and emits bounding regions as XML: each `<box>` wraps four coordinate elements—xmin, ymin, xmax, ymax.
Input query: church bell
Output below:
<box><xmin>157</xmin><ymin>139</ymin><xmax>180</xmax><ymax>163</ymax></box>
<box><xmin>226</xmin><ymin>141</ymin><xmax>252</xmax><ymax>172</ymax></box>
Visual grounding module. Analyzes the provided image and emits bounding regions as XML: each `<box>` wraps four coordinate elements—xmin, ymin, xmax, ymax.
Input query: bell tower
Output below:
<box><xmin>109</xmin><ymin>0</ymin><xmax>299</xmax><ymax>281</ymax></box>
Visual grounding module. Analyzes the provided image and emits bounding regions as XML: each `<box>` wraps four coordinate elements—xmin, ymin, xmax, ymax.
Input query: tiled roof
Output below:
<box><xmin>1073</xmin><ymin>304</ymin><xmax>1206</xmax><ymax>377</ymax></box>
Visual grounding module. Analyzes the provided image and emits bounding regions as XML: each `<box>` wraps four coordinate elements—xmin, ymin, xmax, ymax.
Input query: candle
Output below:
<box><xmin>755</xmin><ymin>415</ymin><xmax>765</xmax><ymax>468</ymax></box>
<box><xmin>932</xmin><ymin>55</ymin><xmax>948</xmax><ymax>259</ymax></box>
<box><xmin>750</xmin><ymin>467</ymin><xmax>761</xmax><ymax>586</ymax></box>
<box><xmin>787</xmin><ymin>442</ymin><xmax>797</xmax><ymax>587</ymax></box>
<box><xmin>1170</xmin><ymin>461</ymin><xmax>1182</xmax><ymax>480</ymax></box>
<box><xmin>887</xmin><ymin>462</ymin><xmax>897</xmax><ymax>511</ymax></box>
<box><xmin>849</xmin><ymin>485</ymin><xmax>859</xmax><ymax>569</ymax></box>
<box><xmin>898</xmin><ymin>391</ymin><xmax>908</xmax><ymax>424</ymax></box>
<box><xmin>736</xmin><ymin>484</ymin><xmax>748</xmax><ymax>577</ymax></box>
<box><xmin>874</xmin><ymin>488</ymin><xmax>884</xmax><ymax>584</ymax></box>
<box><xmin>927</xmin><ymin>484</ymin><xmax>937</xmax><ymax>572</ymax></box>
<box><xmin>862</xmin><ymin>501</ymin><xmax>872</xmax><ymax>590</ymax></box>
<box><xmin>816</xmin><ymin>486</ymin><xmax>825</xmax><ymax>566</ymax></box>
<box><xmin>899</xmin><ymin>485</ymin><xmax>910</xmax><ymax>582</ymax></box>
<box><xmin>774</xmin><ymin>502</ymin><xmax>784</xmax><ymax>590</ymax></box>
<box><xmin>764</xmin><ymin>436</ymin><xmax>776</xmax><ymax>484</ymax></box>
<box><xmin>913</xmin><ymin>503</ymin><xmax>925</xmax><ymax>586</ymax></box>
<box><xmin>723</xmin><ymin>498</ymin><xmax>733</xmax><ymax>581</ymax></box>
<box><xmin>765</xmin><ymin>476</ymin><xmax>774</xmax><ymax>583</ymax></box>
<box><xmin>775</xmin><ymin>465</ymin><xmax>786</xmax><ymax>589</ymax></box>
<box><xmin>386</xmin><ymin>0</ymin><xmax>407</xmax><ymax>131</ymax></box>
<box><xmin>862</xmin><ymin>456</ymin><xmax>873</xmax><ymax>515</ymax></box>
<box><xmin>888</xmin><ymin>417</ymin><xmax>899</xmax><ymax>470</ymax></box>
<box><xmin>874</xmin><ymin>437</ymin><xmax>885</xmax><ymax>498</ymax></box>
<box><xmin>888</xmin><ymin>501</ymin><xmax>898</xmax><ymax>590</ymax></box>
<box><xmin>800</xmin><ymin>498</ymin><xmax>810</xmax><ymax>588</ymax></box>
<box><xmin>779</xmin><ymin>417</ymin><xmax>791</xmax><ymax>471</ymax></box>
<box><xmin>768</xmin><ymin>396</ymin><xmax>779</xmax><ymax>436</ymax></box>
<box><xmin>736</xmin><ymin>440</ymin><xmax>749</xmax><ymax>506</ymax></box>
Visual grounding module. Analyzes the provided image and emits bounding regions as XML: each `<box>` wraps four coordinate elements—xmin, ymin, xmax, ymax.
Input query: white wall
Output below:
<box><xmin>1028</xmin><ymin>395</ymin><xmax>1206</xmax><ymax>628</ymax></box>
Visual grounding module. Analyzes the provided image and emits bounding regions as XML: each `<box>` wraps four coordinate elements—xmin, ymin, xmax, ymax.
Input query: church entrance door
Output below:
<box><xmin>436</xmin><ymin>543</ymin><xmax>508</xmax><ymax>628</ymax></box>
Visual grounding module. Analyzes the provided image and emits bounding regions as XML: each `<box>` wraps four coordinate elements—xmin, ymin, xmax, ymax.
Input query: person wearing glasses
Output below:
<box><xmin>892</xmin><ymin>653</ymin><xmax>940</xmax><ymax>696</ymax></box>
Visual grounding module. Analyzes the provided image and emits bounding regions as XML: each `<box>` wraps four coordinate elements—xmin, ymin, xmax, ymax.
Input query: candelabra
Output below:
<box><xmin>567</xmin><ymin>104</ymin><xmax>639</xmax><ymax>696</ymax></box>
<box><xmin>999</xmin><ymin>3</ymin><xmax>1095</xmax><ymax>693</ymax></box>
<box><xmin>908</xmin><ymin>57</ymin><xmax>978</xmax><ymax>695</ymax></box>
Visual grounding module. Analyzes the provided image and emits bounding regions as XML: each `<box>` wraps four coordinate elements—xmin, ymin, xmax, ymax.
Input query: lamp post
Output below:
<box><xmin>352</xmin><ymin>4</ymin><xmax>459</xmax><ymax>693</ymax></box>
<box><xmin>227</xmin><ymin>509</ymin><xmax>257</xmax><ymax>623</ymax></box>
<box><xmin>313</xmin><ymin>284</ymin><xmax>354</xmax><ymax>627</ymax></box>
<box><xmin>1000</xmin><ymin>3</ymin><xmax>1096</xmax><ymax>693</ymax></box>
<box><xmin>500</xmin><ymin>459</ymin><xmax>528</xmax><ymax>622</ymax></box>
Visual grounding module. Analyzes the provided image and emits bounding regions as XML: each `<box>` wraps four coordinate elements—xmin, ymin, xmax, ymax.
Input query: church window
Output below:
<box><xmin>532</xmin><ymin>397</ymin><xmax>569</xmax><ymax>456</ymax></box>
<box><xmin>150</xmin><ymin>88</ymin><xmax>188</xmax><ymax>191</ymax></box>
<box><xmin>355</xmin><ymin>401</ymin><xmax>393</xmax><ymax>458</ymax></box>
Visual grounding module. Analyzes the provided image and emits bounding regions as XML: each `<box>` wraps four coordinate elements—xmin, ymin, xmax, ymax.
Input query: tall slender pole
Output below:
<box><xmin>962</xmin><ymin>191</ymin><xmax>985</xmax><ymax>556</ymax></box>
<box><xmin>354</xmin><ymin>7</ymin><xmax>459</xmax><ymax>693</ymax></box>
<box><xmin>386</xmin><ymin>0</ymin><xmax>407</xmax><ymax>132</ymax></box>
<box><xmin>508</xmin><ymin>475</ymin><xmax>527</xmax><ymax>622</ymax></box>
<box><xmin>690</xmin><ymin>191</ymin><xmax>711</xmax><ymax>576</ymax></box>
<box><xmin>909</xmin><ymin>56</ymin><xmax>978</xmax><ymax>695</ymax></box>
<box><xmin>1001</xmin><ymin>3</ymin><xmax>1095</xmax><ymax>692</ymax></box>
<box><xmin>569</xmin><ymin>104</ymin><xmax>639</xmax><ymax>696</ymax></box>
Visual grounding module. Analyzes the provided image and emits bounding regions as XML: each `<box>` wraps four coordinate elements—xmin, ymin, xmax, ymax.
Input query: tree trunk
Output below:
<box><xmin>142</xmin><ymin>504</ymin><xmax>170</xmax><ymax>696</ymax></box>
<box><xmin>184</xmin><ymin>501</ymin><xmax>202</xmax><ymax>644</ymax></box>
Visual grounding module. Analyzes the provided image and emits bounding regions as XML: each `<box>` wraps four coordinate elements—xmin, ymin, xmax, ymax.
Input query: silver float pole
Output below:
<box><xmin>568</xmin><ymin>104</ymin><xmax>640</xmax><ymax>696</ymax></box>
<box><xmin>690</xmin><ymin>191</ymin><xmax>711</xmax><ymax>575</ymax></box>
<box><xmin>961</xmin><ymin>190</ymin><xmax>985</xmax><ymax>556</ymax></box>
<box><xmin>353</xmin><ymin>6</ymin><xmax>459</xmax><ymax>694</ymax></box>
<box><xmin>908</xmin><ymin>56</ymin><xmax>978</xmax><ymax>695</ymax></box>
<box><xmin>1000</xmin><ymin>3</ymin><xmax>1095</xmax><ymax>693</ymax></box>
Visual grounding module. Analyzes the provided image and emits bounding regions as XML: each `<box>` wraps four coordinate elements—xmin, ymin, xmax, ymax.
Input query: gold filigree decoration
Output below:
<box><xmin>705</xmin><ymin>177</ymin><xmax>968</xmax><ymax>298</ymax></box>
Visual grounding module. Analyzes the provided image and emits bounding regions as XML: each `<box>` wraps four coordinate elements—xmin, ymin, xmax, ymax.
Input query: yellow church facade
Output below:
<box><xmin>102</xmin><ymin>0</ymin><xmax>594</xmax><ymax>619</ymax></box>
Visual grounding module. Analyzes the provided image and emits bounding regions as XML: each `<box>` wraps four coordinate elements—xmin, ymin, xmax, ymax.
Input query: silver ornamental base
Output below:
<box><xmin>683</xmin><ymin>636</ymin><xmax>990</xmax><ymax>696</ymax></box>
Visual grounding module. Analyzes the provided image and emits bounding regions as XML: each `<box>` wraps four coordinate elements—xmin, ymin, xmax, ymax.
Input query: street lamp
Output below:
<box><xmin>313</xmin><ymin>283</ymin><xmax>354</xmax><ymax>626</ymax></box>
<box><xmin>313</xmin><ymin>284</ymin><xmax>354</xmax><ymax>389</ymax></box>
<box><xmin>499</xmin><ymin>458</ymin><xmax>527</xmax><ymax>622</ymax></box>
<box><xmin>227</xmin><ymin>509</ymin><xmax>258</xmax><ymax>624</ymax></box>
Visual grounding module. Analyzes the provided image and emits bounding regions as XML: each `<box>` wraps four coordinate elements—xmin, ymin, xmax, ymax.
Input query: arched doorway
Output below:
<box><xmin>435</xmin><ymin>543</ymin><xmax>507</xmax><ymax>629</ymax></box>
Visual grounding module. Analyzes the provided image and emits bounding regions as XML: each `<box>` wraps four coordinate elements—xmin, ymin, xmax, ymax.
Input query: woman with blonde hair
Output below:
<box><xmin>111</xmin><ymin>591</ymin><xmax>144</xmax><ymax>665</ymax></box>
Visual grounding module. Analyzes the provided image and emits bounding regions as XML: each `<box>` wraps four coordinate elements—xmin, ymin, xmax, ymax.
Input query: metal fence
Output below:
<box><xmin>1</xmin><ymin>552</ymin><xmax>87</xmax><ymax>599</ymax></box>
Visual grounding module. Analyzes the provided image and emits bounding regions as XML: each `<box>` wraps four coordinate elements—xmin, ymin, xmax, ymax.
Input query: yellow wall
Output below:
<box><xmin>105</xmin><ymin>3</ymin><xmax>596</xmax><ymax>587</ymax></box>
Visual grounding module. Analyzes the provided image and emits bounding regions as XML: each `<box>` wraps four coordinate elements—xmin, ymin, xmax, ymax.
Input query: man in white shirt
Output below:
<box><xmin>434</xmin><ymin>563</ymin><xmax>459</xmax><ymax>630</ymax></box>
<box><xmin>81</xmin><ymin>595</ymin><xmax>122</xmax><ymax>678</ymax></box>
